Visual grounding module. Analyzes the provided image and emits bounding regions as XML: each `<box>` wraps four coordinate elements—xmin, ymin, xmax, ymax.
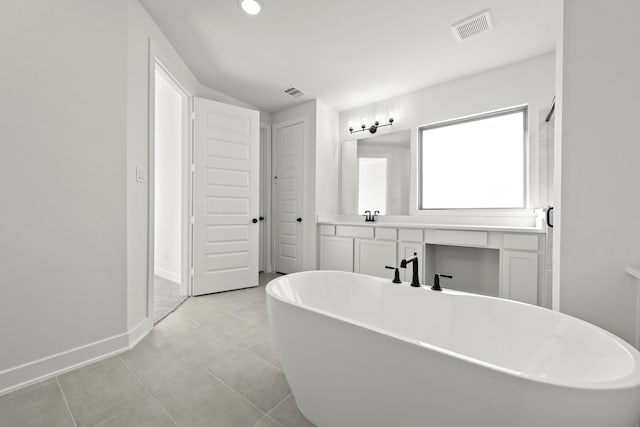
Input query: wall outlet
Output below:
<box><xmin>136</xmin><ymin>166</ymin><xmax>146</xmax><ymax>183</ymax></box>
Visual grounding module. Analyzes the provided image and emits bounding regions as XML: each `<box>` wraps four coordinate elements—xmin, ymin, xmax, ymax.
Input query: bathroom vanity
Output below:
<box><xmin>318</xmin><ymin>221</ymin><xmax>548</xmax><ymax>307</ymax></box>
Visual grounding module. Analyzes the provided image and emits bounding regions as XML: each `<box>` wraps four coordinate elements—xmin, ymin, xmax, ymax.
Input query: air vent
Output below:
<box><xmin>451</xmin><ymin>10</ymin><xmax>493</xmax><ymax>41</ymax></box>
<box><xmin>282</xmin><ymin>86</ymin><xmax>306</xmax><ymax>98</ymax></box>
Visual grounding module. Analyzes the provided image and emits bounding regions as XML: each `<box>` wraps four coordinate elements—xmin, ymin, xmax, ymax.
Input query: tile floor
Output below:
<box><xmin>154</xmin><ymin>275</ymin><xmax>187</xmax><ymax>323</ymax></box>
<box><xmin>0</xmin><ymin>273</ymin><xmax>315</xmax><ymax>427</ymax></box>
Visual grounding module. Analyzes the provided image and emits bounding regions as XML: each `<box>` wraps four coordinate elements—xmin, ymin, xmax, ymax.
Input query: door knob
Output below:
<box><xmin>252</xmin><ymin>218</ymin><xmax>258</xmax><ymax>223</ymax></box>
<box><xmin>259</xmin><ymin>217</ymin><xmax>265</xmax><ymax>221</ymax></box>
<box><xmin>296</xmin><ymin>217</ymin><xmax>302</xmax><ymax>222</ymax></box>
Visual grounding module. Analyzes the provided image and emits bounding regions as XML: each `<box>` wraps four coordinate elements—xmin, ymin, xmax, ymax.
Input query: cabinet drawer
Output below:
<box><xmin>336</xmin><ymin>225</ymin><xmax>374</xmax><ymax>239</ymax></box>
<box><xmin>376</xmin><ymin>227</ymin><xmax>397</xmax><ymax>240</ymax></box>
<box><xmin>427</xmin><ymin>229</ymin><xmax>488</xmax><ymax>247</ymax></box>
<box><xmin>398</xmin><ymin>228</ymin><xmax>423</xmax><ymax>242</ymax></box>
<box><xmin>319</xmin><ymin>225</ymin><xmax>336</xmax><ymax>236</ymax></box>
<box><xmin>503</xmin><ymin>234</ymin><xmax>538</xmax><ymax>251</ymax></box>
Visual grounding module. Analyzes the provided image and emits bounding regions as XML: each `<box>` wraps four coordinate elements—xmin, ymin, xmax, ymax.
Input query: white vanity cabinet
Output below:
<box><xmin>502</xmin><ymin>250</ymin><xmax>538</xmax><ymax>304</ymax></box>
<box><xmin>354</xmin><ymin>239</ymin><xmax>397</xmax><ymax>279</ymax></box>
<box><xmin>319</xmin><ymin>235</ymin><xmax>354</xmax><ymax>272</ymax></box>
<box><xmin>501</xmin><ymin>233</ymin><xmax>541</xmax><ymax>305</ymax></box>
<box><xmin>318</xmin><ymin>223</ymin><xmax>548</xmax><ymax>307</ymax></box>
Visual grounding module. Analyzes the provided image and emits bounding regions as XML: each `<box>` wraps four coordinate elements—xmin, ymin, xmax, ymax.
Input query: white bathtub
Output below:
<box><xmin>266</xmin><ymin>271</ymin><xmax>640</xmax><ymax>427</ymax></box>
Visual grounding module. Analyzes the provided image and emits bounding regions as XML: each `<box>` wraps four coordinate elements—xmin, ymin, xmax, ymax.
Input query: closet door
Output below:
<box><xmin>273</xmin><ymin>121</ymin><xmax>304</xmax><ymax>274</ymax></box>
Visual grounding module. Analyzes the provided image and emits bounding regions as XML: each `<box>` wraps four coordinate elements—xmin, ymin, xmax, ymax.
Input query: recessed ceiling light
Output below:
<box><xmin>240</xmin><ymin>0</ymin><xmax>262</xmax><ymax>15</ymax></box>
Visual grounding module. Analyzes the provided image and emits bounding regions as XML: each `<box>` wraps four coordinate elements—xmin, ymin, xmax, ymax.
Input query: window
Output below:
<box><xmin>419</xmin><ymin>107</ymin><xmax>526</xmax><ymax>209</ymax></box>
<box><xmin>358</xmin><ymin>157</ymin><xmax>387</xmax><ymax>214</ymax></box>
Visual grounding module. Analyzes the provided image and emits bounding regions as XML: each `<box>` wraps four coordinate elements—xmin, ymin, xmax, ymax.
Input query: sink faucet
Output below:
<box><xmin>364</xmin><ymin>210</ymin><xmax>375</xmax><ymax>222</ymax></box>
<box><xmin>400</xmin><ymin>252</ymin><xmax>420</xmax><ymax>287</ymax></box>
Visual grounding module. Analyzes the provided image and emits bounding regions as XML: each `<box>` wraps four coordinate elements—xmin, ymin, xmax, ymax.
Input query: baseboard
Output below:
<box><xmin>128</xmin><ymin>317</ymin><xmax>153</xmax><ymax>347</ymax></box>
<box><xmin>154</xmin><ymin>267</ymin><xmax>181</xmax><ymax>284</ymax></box>
<box><xmin>0</xmin><ymin>318</ymin><xmax>153</xmax><ymax>396</ymax></box>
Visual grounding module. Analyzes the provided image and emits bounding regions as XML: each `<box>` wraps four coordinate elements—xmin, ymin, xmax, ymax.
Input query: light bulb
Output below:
<box><xmin>240</xmin><ymin>0</ymin><xmax>262</xmax><ymax>15</ymax></box>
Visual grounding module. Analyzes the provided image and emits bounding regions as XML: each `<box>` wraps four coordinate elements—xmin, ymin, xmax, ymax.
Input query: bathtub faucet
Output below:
<box><xmin>400</xmin><ymin>253</ymin><xmax>420</xmax><ymax>287</ymax></box>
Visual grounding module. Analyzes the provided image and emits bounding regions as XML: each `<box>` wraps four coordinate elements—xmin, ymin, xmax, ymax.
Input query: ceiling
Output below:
<box><xmin>140</xmin><ymin>0</ymin><xmax>561</xmax><ymax>113</ymax></box>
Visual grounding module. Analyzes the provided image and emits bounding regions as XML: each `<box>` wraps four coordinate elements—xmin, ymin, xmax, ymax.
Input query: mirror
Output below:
<box><xmin>341</xmin><ymin>129</ymin><xmax>411</xmax><ymax>215</ymax></box>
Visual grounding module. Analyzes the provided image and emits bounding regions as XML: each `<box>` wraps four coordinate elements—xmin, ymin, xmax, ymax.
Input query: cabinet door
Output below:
<box><xmin>398</xmin><ymin>242</ymin><xmax>424</xmax><ymax>284</ymax></box>
<box><xmin>502</xmin><ymin>250</ymin><xmax>538</xmax><ymax>304</ymax></box>
<box><xmin>320</xmin><ymin>236</ymin><xmax>354</xmax><ymax>272</ymax></box>
<box><xmin>354</xmin><ymin>239</ymin><xmax>397</xmax><ymax>279</ymax></box>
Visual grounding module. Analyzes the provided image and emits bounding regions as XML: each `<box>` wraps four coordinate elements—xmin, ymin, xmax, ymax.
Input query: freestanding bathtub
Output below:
<box><xmin>266</xmin><ymin>271</ymin><xmax>640</xmax><ymax>427</ymax></box>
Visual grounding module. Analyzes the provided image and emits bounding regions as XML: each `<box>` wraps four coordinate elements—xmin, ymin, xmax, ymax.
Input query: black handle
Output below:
<box><xmin>546</xmin><ymin>207</ymin><xmax>554</xmax><ymax>228</ymax></box>
<box><xmin>432</xmin><ymin>274</ymin><xmax>452</xmax><ymax>291</ymax></box>
<box><xmin>259</xmin><ymin>217</ymin><xmax>265</xmax><ymax>221</ymax></box>
<box><xmin>252</xmin><ymin>218</ymin><xmax>258</xmax><ymax>223</ymax></box>
<box><xmin>385</xmin><ymin>266</ymin><xmax>402</xmax><ymax>284</ymax></box>
<box><xmin>296</xmin><ymin>217</ymin><xmax>302</xmax><ymax>222</ymax></box>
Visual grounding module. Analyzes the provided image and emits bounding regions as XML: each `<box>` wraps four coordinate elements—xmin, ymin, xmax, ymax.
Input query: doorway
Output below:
<box><xmin>152</xmin><ymin>62</ymin><xmax>190</xmax><ymax>322</ymax></box>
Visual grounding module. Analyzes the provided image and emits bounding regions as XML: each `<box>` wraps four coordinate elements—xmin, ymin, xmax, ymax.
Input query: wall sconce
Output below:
<box><xmin>349</xmin><ymin>117</ymin><xmax>394</xmax><ymax>134</ymax></box>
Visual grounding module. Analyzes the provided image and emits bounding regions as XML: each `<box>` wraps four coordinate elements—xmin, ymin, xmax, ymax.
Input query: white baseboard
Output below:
<box><xmin>0</xmin><ymin>318</ymin><xmax>153</xmax><ymax>396</ymax></box>
<box><xmin>154</xmin><ymin>267</ymin><xmax>181</xmax><ymax>284</ymax></box>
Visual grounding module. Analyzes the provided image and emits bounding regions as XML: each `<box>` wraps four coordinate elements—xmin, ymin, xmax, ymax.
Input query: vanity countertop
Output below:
<box><xmin>317</xmin><ymin>220</ymin><xmax>545</xmax><ymax>234</ymax></box>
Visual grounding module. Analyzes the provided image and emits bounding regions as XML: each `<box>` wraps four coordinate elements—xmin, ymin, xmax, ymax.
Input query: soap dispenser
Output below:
<box><xmin>385</xmin><ymin>266</ymin><xmax>402</xmax><ymax>283</ymax></box>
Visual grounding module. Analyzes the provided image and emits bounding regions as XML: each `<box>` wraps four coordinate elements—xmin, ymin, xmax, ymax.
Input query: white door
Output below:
<box><xmin>193</xmin><ymin>97</ymin><xmax>259</xmax><ymax>295</ymax></box>
<box><xmin>259</xmin><ymin>127</ymin><xmax>267</xmax><ymax>272</ymax></box>
<box><xmin>274</xmin><ymin>122</ymin><xmax>303</xmax><ymax>274</ymax></box>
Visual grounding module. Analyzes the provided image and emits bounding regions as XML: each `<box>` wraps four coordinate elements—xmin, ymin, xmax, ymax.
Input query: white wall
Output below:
<box><xmin>0</xmin><ymin>0</ymin><xmax>260</xmax><ymax>393</ymax></box>
<box><xmin>556</xmin><ymin>0</ymin><xmax>640</xmax><ymax>345</ymax></box>
<box><xmin>153</xmin><ymin>70</ymin><xmax>182</xmax><ymax>283</ymax></box>
<box><xmin>0</xmin><ymin>0</ymin><xmax>128</xmax><ymax>390</ymax></box>
<box><xmin>272</xmin><ymin>101</ymin><xmax>318</xmax><ymax>271</ymax></box>
<box><xmin>316</xmin><ymin>101</ymin><xmax>340</xmax><ymax>218</ymax></box>
<box><xmin>338</xmin><ymin>53</ymin><xmax>556</xmax><ymax>221</ymax></box>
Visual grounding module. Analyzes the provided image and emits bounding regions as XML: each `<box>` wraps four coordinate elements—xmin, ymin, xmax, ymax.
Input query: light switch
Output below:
<box><xmin>136</xmin><ymin>166</ymin><xmax>146</xmax><ymax>183</ymax></box>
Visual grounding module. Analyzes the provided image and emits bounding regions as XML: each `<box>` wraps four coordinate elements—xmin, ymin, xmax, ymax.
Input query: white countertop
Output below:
<box><xmin>627</xmin><ymin>266</ymin><xmax>640</xmax><ymax>280</ymax></box>
<box><xmin>317</xmin><ymin>220</ymin><xmax>545</xmax><ymax>234</ymax></box>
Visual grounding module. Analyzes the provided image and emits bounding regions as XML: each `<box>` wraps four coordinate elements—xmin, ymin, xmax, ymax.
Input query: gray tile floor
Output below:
<box><xmin>154</xmin><ymin>275</ymin><xmax>188</xmax><ymax>323</ymax></box>
<box><xmin>0</xmin><ymin>273</ymin><xmax>315</xmax><ymax>427</ymax></box>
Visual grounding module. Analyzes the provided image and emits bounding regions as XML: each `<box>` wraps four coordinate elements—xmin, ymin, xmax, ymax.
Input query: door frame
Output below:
<box><xmin>260</xmin><ymin>123</ymin><xmax>274</xmax><ymax>273</ymax></box>
<box><xmin>147</xmin><ymin>47</ymin><xmax>194</xmax><ymax>322</ymax></box>
<box><xmin>271</xmin><ymin>116</ymin><xmax>307</xmax><ymax>273</ymax></box>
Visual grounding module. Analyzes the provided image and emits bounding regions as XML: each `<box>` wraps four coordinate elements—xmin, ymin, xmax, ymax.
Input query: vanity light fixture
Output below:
<box><xmin>239</xmin><ymin>0</ymin><xmax>262</xmax><ymax>15</ymax></box>
<box><xmin>349</xmin><ymin>117</ymin><xmax>394</xmax><ymax>134</ymax></box>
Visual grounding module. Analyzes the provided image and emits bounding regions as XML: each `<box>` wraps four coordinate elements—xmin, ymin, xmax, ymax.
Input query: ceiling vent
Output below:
<box><xmin>451</xmin><ymin>10</ymin><xmax>493</xmax><ymax>41</ymax></box>
<box><xmin>282</xmin><ymin>86</ymin><xmax>306</xmax><ymax>98</ymax></box>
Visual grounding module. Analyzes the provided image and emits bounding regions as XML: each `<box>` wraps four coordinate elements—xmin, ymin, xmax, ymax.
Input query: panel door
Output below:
<box><xmin>502</xmin><ymin>250</ymin><xmax>538</xmax><ymax>304</ymax></box>
<box><xmin>320</xmin><ymin>236</ymin><xmax>354</xmax><ymax>272</ymax></box>
<box><xmin>274</xmin><ymin>122</ymin><xmax>304</xmax><ymax>274</ymax></box>
<box><xmin>259</xmin><ymin>126</ymin><xmax>267</xmax><ymax>272</ymax></box>
<box><xmin>354</xmin><ymin>239</ymin><xmax>397</xmax><ymax>279</ymax></box>
<box><xmin>193</xmin><ymin>97</ymin><xmax>259</xmax><ymax>295</ymax></box>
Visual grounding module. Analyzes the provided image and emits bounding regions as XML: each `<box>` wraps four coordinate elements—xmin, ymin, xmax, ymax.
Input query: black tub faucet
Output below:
<box><xmin>400</xmin><ymin>253</ymin><xmax>420</xmax><ymax>287</ymax></box>
<box><xmin>364</xmin><ymin>210</ymin><xmax>374</xmax><ymax>222</ymax></box>
<box><xmin>432</xmin><ymin>274</ymin><xmax>452</xmax><ymax>291</ymax></box>
<box><xmin>385</xmin><ymin>266</ymin><xmax>402</xmax><ymax>283</ymax></box>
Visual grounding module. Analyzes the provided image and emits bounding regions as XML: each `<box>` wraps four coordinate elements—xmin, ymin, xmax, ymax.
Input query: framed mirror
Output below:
<box><xmin>341</xmin><ymin>129</ymin><xmax>411</xmax><ymax>215</ymax></box>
